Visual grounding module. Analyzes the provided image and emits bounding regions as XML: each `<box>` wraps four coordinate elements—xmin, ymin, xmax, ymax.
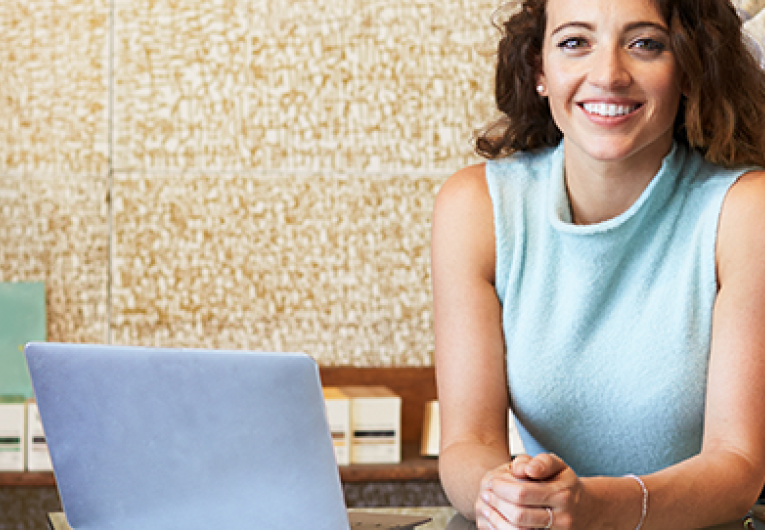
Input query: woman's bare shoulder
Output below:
<box><xmin>719</xmin><ymin>169</ymin><xmax>765</xmax><ymax>225</ymax></box>
<box><xmin>434</xmin><ymin>163</ymin><xmax>489</xmax><ymax>210</ymax></box>
<box><xmin>431</xmin><ymin>162</ymin><xmax>495</xmax><ymax>281</ymax></box>
<box><xmin>717</xmin><ymin>169</ymin><xmax>765</xmax><ymax>280</ymax></box>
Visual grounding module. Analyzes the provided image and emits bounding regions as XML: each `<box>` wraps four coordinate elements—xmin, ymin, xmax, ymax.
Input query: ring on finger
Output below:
<box><xmin>544</xmin><ymin>507</ymin><xmax>554</xmax><ymax>529</ymax></box>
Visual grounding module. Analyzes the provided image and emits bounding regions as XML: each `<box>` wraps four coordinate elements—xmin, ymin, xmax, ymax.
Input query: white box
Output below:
<box><xmin>322</xmin><ymin>387</ymin><xmax>351</xmax><ymax>466</ymax></box>
<box><xmin>26</xmin><ymin>400</ymin><xmax>53</xmax><ymax>471</ymax></box>
<box><xmin>341</xmin><ymin>386</ymin><xmax>401</xmax><ymax>464</ymax></box>
<box><xmin>0</xmin><ymin>397</ymin><xmax>26</xmax><ymax>471</ymax></box>
<box><xmin>420</xmin><ymin>400</ymin><xmax>439</xmax><ymax>457</ymax></box>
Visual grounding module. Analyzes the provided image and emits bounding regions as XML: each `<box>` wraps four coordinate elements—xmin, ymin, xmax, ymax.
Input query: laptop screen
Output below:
<box><xmin>26</xmin><ymin>343</ymin><xmax>350</xmax><ymax>530</ymax></box>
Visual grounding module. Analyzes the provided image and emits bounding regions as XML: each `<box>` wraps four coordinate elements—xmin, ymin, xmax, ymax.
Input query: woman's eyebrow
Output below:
<box><xmin>550</xmin><ymin>21</ymin><xmax>593</xmax><ymax>36</ymax></box>
<box><xmin>550</xmin><ymin>20</ymin><xmax>670</xmax><ymax>37</ymax></box>
<box><xmin>623</xmin><ymin>21</ymin><xmax>670</xmax><ymax>34</ymax></box>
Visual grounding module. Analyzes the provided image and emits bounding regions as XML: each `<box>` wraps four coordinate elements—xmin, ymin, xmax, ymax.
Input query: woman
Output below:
<box><xmin>431</xmin><ymin>0</ymin><xmax>765</xmax><ymax>528</ymax></box>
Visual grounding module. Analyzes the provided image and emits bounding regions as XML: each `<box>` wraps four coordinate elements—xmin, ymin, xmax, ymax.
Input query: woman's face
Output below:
<box><xmin>537</xmin><ymin>0</ymin><xmax>683</xmax><ymax>169</ymax></box>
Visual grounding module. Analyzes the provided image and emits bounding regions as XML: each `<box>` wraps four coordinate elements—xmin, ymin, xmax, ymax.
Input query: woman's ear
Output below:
<box><xmin>536</xmin><ymin>74</ymin><xmax>548</xmax><ymax>97</ymax></box>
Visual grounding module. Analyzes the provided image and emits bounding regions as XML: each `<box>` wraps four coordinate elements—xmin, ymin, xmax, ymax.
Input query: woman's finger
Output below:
<box><xmin>525</xmin><ymin>453</ymin><xmax>567</xmax><ymax>480</ymax></box>
<box><xmin>510</xmin><ymin>454</ymin><xmax>534</xmax><ymax>479</ymax></box>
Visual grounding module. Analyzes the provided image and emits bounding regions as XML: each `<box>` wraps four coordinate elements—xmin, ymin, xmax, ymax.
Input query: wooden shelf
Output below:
<box><xmin>339</xmin><ymin>442</ymin><xmax>438</xmax><ymax>483</ymax></box>
<box><xmin>0</xmin><ymin>471</ymin><xmax>55</xmax><ymax>487</ymax></box>
<box><xmin>2</xmin><ymin>367</ymin><xmax>440</xmax><ymax>487</ymax></box>
<box><xmin>323</xmin><ymin>366</ymin><xmax>440</xmax><ymax>483</ymax></box>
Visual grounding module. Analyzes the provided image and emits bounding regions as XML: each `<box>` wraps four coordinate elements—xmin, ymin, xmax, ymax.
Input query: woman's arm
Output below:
<box><xmin>642</xmin><ymin>169</ymin><xmax>765</xmax><ymax>526</ymax></box>
<box><xmin>431</xmin><ymin>163</ymin><xmax>512</xmax><ymax>519</ymax></box>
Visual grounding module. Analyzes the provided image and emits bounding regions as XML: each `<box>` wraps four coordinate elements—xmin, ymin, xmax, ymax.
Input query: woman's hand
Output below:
<box><xmin>475</xmin><ymin>453</ymin><xmax>593</xmax><ymax>530</ymax></box>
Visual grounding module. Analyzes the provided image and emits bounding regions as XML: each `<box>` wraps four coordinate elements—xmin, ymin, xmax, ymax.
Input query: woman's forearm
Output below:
<box><xmin>439</xmin><ymin>441</ymin><xmax>512</xmax><ymax>520</ymax></box>
<box><xmin>643</xmin><ymin>450</ymin><xmax>761</xmax><ymax>528</ymax></box>
<box><xmin>584</xmin><ymin>450</ymin><xmax>762</xmax><ymax>529</ymax></box>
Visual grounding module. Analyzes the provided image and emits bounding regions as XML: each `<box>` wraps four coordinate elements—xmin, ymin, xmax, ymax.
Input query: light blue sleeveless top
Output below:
<box><xmin>487</xmin><ymin>142</ymin><xmax>750</xmax><ymax>477</ymax></box>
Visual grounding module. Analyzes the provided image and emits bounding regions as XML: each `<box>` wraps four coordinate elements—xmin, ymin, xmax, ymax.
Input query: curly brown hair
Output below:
<box><xmin>475</xmin><ymin>0</ymin><xmax>765</xmax><ymax>168</ymax></box>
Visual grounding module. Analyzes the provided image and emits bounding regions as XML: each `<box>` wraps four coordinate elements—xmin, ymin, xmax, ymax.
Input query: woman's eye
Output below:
<box><xmin>631</xmin><ymin>38</ymin><xmax>666</xmax><ymax>52</ymax></box>
<box><xmin>557</xmin><ymin>37</ymin><xmax>589</xmax><ymax>50</ymax></box>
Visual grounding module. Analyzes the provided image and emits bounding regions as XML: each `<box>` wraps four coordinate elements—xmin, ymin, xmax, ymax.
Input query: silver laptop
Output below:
<box><xmin>25</xmin><ymin>342</ymin><xmax>431</xmax><ymax>530</ymax></box>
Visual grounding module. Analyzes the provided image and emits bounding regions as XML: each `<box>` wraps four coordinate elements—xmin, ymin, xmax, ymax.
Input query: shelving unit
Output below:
<box><xmin>1</xmin><ymin>366</ymin><xmax>440</xmax><ymax>487</ymax></box>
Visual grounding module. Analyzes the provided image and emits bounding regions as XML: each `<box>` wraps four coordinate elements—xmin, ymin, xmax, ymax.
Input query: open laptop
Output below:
<box><xmin>25</xmin><ymin>342</ymin><xmax>432</xmax><ymax>530</ymax></box>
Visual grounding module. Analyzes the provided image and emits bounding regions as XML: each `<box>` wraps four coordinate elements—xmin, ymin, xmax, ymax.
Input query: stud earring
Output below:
<box><xmin>536</xmin><ymin>84</ymin><xmax>545</xmax><ymax>95</ymax></box>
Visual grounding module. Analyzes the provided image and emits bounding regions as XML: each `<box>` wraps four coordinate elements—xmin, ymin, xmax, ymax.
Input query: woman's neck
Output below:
<box><xmin>563</xmin><ymin>141</ymin><xmax>672</xmax><ymax>225</ymax></box>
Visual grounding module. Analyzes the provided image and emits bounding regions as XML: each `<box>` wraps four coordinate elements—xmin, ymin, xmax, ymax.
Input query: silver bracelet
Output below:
<box><xmin>624</xmin><ymin>474</ymin><xmax>648</xmax><ymax>530</ymax></box>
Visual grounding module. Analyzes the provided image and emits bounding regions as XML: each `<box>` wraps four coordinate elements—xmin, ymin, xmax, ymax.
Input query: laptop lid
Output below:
<box><xmin>26</xmin><ymin>342</ymin><xmax>351</xmax><ymax>530</ymax></box>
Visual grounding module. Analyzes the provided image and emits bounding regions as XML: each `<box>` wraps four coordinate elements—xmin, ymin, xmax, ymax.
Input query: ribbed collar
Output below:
<box><xmin>548</xmin><ymin>141</ymin><xmax>685</xmax><ymax>237</ymax></box>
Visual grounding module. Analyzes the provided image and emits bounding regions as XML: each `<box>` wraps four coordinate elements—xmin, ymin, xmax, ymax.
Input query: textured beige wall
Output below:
<box><xmin>0</xmin><ymin>0</ymin><xmax>498</xmax><ymax>366</ymax></box>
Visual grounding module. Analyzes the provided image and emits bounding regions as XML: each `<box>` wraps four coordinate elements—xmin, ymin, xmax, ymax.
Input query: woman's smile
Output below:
<box><xmin>580</xmin><ymin>102</ymin><xmax>642</xmax><ymax>118</ymax></box>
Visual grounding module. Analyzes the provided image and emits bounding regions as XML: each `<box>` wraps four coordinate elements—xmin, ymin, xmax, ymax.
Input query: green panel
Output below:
<box><xmin>0</xmin><ymin>282</ymin><xmax>46</xmax><ymax>398</ymax></box>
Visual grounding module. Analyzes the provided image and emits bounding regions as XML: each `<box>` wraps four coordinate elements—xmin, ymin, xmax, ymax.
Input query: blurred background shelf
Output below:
<box><xmin>0</xmin><ymin>472</ymin><xmax>55</xmax><ymax>487</ymax></box>
<box><xmin>340</xmin><ymin>442</ymin><xmax>438</xmax><ymax>483</ymax></box>
<box><xmin>1</xmin><ymin>367</ymin><xmax>440</xmax><ymax>487</ymax></box>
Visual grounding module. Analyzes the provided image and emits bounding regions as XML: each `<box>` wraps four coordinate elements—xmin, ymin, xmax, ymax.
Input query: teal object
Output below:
<box><xmin>0</xmin><ymin>282</ymin><xmax>46</xmax><ymax>398</ymax></box>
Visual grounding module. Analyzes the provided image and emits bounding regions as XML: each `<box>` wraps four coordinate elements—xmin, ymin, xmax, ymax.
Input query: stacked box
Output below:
<box><xmin>341</xmin><ymin>386</ymin><xmax>401</xmax><ymax>465</ymax></box>
<box><xmin>322</xmin><ymin>387</ymin><xmax>351</xmax><ymax>466</ymax></box>
<box><xmin>26</xmin><ymin>400</ymin><xmax>53</xmax><ymax>471</ymax></box>
<box><xmin>420</xmin><ymin>400</ymin><xmax>439</xmax><ymax>457</ymax></box>
<box><xmin>0</xmin><ymin>396</ymin><xmax>26</xmax><ymax>471</ymax></box>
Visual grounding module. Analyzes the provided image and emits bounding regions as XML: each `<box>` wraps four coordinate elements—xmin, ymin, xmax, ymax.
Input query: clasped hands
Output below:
<box><xmin>476</xmin><ymin>453</ymin><xmax>593</xmax><ymax>530</ymax></box>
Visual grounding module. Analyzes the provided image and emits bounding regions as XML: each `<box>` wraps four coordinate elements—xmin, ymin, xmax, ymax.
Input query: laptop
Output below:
<box><xmin>25</xmin><ymin>342</ymin><xmax>432</xmax><ymax>530</ymax></box>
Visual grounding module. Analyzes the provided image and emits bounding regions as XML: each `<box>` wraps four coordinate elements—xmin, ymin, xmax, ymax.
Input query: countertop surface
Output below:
<box><xmin>47</xmin><ymin>505</ymin><xmax>765</xmax><ymax>529</ymax></box>
<box><xmin>353</xmin><ymin>507</ymin><xmax>765</xmax><ymax>530</ymax></box>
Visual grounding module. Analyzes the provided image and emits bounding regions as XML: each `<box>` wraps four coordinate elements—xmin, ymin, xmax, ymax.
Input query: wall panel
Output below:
<box><xmin>0</xmin><ymin>0</ymin><xmax>110</xmax><ymax>175</ymax></box>
<box><xmin>113</xmin><ymin>0</ymin><xmax>496</xmax><ymax>172</ymax></box>
<box><xmin>112</xmin><ymin>171</ymin><xmax>441</xmax><ymax>365</ymax></box>
<box><xmin>0</xmin><ymin>0</ymin><xmax>502</xmax><ymax>364</ymax></box>
<box><xmin>0</xmin><ymin>0</ymin><xmax>111</xmax><ymax>345</ymax></box>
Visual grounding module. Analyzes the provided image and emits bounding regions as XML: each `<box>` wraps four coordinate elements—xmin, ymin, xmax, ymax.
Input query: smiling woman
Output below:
<box><xmin>432</xmin><ymin>0</ymin><xmax>765</xmax><ymax>528</ymax></box>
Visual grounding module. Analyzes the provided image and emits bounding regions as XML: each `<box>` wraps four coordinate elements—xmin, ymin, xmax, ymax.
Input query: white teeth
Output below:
<box><xmin>582</xmin><ymin>103</ymin><xmax>638</xmax><ymax>117</ymax></box>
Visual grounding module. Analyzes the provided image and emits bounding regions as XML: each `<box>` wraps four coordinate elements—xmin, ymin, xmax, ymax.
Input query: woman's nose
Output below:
<box><xmin>589</xmin><ymin>47</ymin><xmax>632</xmax><ymax>89</ymax></box>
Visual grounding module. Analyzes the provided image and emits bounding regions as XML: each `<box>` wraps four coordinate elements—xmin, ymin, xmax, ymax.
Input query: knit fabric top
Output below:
<box><xmin>486</xmin><ymin>142</ymin><xmax>751</xmax><ymax>476</ymax></box>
